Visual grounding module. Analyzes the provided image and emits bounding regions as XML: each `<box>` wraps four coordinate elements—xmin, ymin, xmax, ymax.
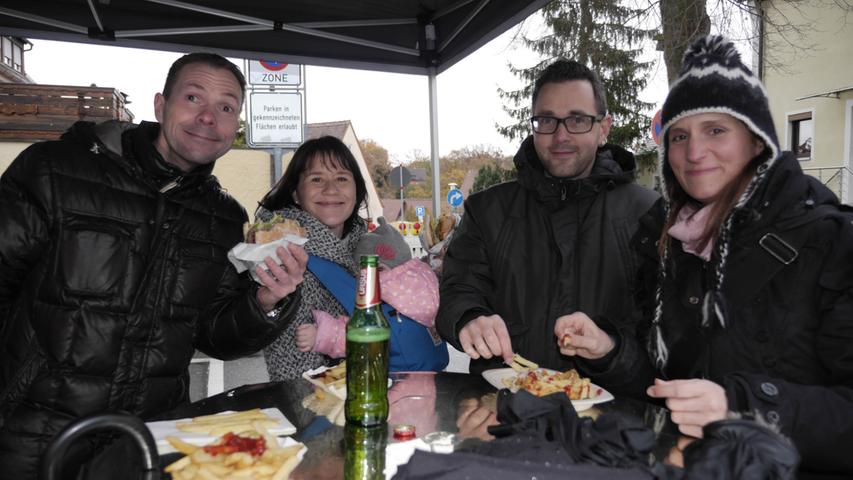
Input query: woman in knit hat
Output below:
<box><xmin>552</xmin><ymin>35</ymin><xmax>853</xmax><ymax>475</ymax></box>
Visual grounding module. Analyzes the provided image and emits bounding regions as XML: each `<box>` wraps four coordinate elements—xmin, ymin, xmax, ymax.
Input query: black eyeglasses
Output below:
<box><xmin>530</xmin><ymin>114</ymin><xmax>604</xmax><ymax>134</ymax></box>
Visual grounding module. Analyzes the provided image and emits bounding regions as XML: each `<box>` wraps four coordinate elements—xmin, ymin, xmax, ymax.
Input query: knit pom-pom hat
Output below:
<box><xmin>355</xmin><ymin>217</ymin><xmax>412</xmax><ymax>269</ymax></box>
<box><xmin>650</xmin><ymin>35</ymin><xmax>781</xmax><ymax>370</ymax></box>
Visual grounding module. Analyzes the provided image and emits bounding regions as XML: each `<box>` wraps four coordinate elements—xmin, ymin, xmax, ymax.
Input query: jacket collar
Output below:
<box><xmin>513</xmin><ymin>135</ymin><xmax>638</xmax><ymax>203</ymax></box>
<box><xmin>732</xmin><ymin>152</ymin><xmax>839</xmax><ymax>233</ymax></box>
<box><xmin>73</xmin><ymin>120</ymin><xmax>217</xmax><ymax>193</ymax></box>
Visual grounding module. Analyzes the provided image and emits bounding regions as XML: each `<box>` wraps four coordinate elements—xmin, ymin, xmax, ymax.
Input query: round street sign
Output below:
<box><xmin>651</xmin><ymin>109</ymin><xmax>663</xmax><ymax>145</ymax></box>
<box><xmin>447</xmin><ymin>188</ymin><xmax>463</xmax><ymax>207</ymax></box>
<box><xmin>259</xmin><ymin>60</ymin><xmax>288</xmax><ymax>71</ymax></box>
<box><xmin>247</xmin><ymin>60</ymin><xmax>301</xmax><ymax>86</ymax></box>
<box><xmin>388</xmin><ymin>166</ymin><xmax>412</xmax><ymax>189</ymax></box>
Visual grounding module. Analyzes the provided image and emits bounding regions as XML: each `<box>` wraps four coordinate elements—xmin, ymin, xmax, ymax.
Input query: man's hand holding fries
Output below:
<box><xmin>458</xmin><ymin>314</ymin><xmax>514</xmax><ymax>364</ymax></box>
<box><xmin>553</xmin><ymin>312</ymin><xmax>614</xmax><ymax>360</ymax></box>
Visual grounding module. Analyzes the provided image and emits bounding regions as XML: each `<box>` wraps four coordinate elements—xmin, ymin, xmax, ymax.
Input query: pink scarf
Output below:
<box><xmin>668</xmin><ymin>203</ymin><xmax>715</xmax><ymax>261</ymax></box>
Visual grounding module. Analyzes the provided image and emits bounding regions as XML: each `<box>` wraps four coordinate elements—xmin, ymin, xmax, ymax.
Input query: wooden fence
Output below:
<box><xmin>0</xmin><ymin>84</ymin><xmax>133</xmax><ymax>141</ymax></box>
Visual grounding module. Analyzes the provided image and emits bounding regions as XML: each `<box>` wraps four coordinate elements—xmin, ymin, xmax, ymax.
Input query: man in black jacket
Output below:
<box><xmin>0</xmin><ymin>53</ymin><xmax>307</xmax><ymax>479</ymax></box>
<box><xmin>436</xmin><ymin>60</ymin><xmax>657</xmax><ymax>374</ymax></box>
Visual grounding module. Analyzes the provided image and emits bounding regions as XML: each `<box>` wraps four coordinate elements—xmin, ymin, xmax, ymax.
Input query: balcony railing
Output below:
<box><xmin>802</xmin><ymin>165</ymin><xmax>852</xmax><ymax>204</ymax></box>
<box><xmin>0</xmin><ymin>84</ymin><xmax>133</xmax><ymax>141</ymax></box>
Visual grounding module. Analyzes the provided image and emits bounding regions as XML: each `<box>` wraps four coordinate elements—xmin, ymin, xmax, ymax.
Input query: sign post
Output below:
<box><xmin>389</xmin><ymin>166</ymin><xmax>412</xmax><ymax>221</ymax></box>
<box><xmin>651</xmin><ymin>109</ymin><xmax>663</xmax><ymax>146</ymax></box>
<box><xmin>247</xmin><ymin>92</ymin><xmax>304</xmax><ymax>146</ymax></box>
<box><xmin>415</xmin><ymin>205</ymin><xmax>426</xmax><ymax>233</ymax></box>
<box><xmin>245</xmin><ymin>60</ymin><xmax>306</xmax><ymax>180</ymax></box>
<box><xmin>247</xmin><ymin>61</ymin><xmax>301</xmax><ymax>86</ymax></box>
<box><xmin>447</xmin><ymin>187</ymin><xmax>463</xmax><ymax>211</ymax></box>
<box><xmin>244</xmin><ymin>60</ymin><xmax>306</xmax><ymax>154</ymax></box>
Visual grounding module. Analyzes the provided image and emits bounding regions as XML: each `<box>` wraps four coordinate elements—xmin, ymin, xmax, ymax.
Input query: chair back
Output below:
<box><xmin>40</xmin><ymin>412</ymin><xmax>161</xmax><ymax>480</ymax></box>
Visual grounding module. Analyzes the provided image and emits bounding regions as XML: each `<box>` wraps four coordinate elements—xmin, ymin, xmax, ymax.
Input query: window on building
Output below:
<box><xmin>789</xmin><ymin>112</ymin><xmax>813</xmax><ymax>161</ymax></box>
<box><xmin>12</xmin><ymin>41</ymin><xmax>22</xmax><ymax>72</ymax></box>
<box><xmin>2</xmin><ymin>37</ymin><xmax>12</xmax><ymax>66</ymax></box>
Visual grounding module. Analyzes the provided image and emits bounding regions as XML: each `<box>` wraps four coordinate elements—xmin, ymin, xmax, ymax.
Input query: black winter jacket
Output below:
<box><xmin>0</xmin><ymin>121</ymin><xmax>299</xmax><ymax>479</ymax></box>
<box><xmin>436</xmin><ymin>136</ymin><xmax>658</xmax><ymax>373</ymax></box>
<box><xmin>587</xmin><ymin>153</ymin><xmax>853</xmax><ymax>478</ymax></box>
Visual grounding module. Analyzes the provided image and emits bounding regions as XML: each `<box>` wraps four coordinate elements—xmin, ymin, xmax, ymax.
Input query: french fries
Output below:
<box><xmin>507</xmin><ymin>353</ymin><xmax>539</xmax><ymax>372</ymax></box>
<box><xmin>502</xmin><ymin>368</ymin><xmax>594</xmax><ymax>400</ymax></box>
<box><xmin>301</xmin><ymin>388</ymin><xmax>346</xmax><ymax>426</ymax></box>
<box><xmin>311</xmin><ymin>361</ymin><xmax>346</xmax><ymax>386</ymax></box>
<box><xmin>165</xmin><ymin>426</ymin><xmax>305</xmax><ymax>480</ymax></box>
<box><xmin>175</xmin><ymin>408</ymin><xmax>279</xmax><ymax>436</ymax></box>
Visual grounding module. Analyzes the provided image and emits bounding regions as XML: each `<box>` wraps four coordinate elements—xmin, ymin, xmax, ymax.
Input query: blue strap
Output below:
<box><xmin>306</xmin><ymin>255</ymin><xmax>428</xmax><ymax>321</ymax></box>
<box><xmin>306</xmin><ymin>254</ymin><xmax>449</xmax><ymax>371</ymax></box>
<box><xmin>306</xmin><ymin>255</ymin><xmax>356</xmax><ymax>314</ymax></box>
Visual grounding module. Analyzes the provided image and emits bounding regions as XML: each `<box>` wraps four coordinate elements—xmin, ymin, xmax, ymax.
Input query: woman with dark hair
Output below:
<box><xmin>553</xmin><ymin>36</ymin><xmax>853</xmax><ymax>476</ymax></box>
<box><xmin>257</xmin><ymin>135</ymin><xmax>369</xmax><ymax>380</ymax></box>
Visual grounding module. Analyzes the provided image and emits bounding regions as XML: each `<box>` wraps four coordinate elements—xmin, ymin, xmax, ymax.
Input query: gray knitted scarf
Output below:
<box><xmin>258</xmin><ymin>206</ymin><xmax>366</xmax><ymax>381</ymax></box>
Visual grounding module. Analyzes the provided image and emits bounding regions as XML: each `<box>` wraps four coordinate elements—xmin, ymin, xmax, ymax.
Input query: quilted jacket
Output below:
<box><xmin>0</xmin><ymin>120</ymin><xmax>299</xmax><ymax>479</ymax></box>
<box><xmin>587</xmin><ymin>153</ymin><xmax>853</xmax><ymax>478</ymax></box>
<box><xmin>436</xmin><ymin>136</ymin><xmax>658</xmax><ymax>373</ymax></box>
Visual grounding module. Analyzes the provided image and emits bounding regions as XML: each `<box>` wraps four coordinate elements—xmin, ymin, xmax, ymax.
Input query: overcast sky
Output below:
<box><xmin>23</xmin><ymin>24</ymin><xmax>668</xmax><ymax>163</ymax></box>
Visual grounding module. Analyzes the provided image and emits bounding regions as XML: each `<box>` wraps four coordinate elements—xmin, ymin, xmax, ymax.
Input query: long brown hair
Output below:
<box><xmin>658</xmin><ymin>136</ymin><xmax>768</xmax><ymax>258</ymax></box>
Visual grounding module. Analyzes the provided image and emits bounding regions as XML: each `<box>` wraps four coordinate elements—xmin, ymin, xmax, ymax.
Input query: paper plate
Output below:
<box><xmin>146</xmin><ymin>407</ymin><xmax>296</xmax><ymax>454</ymax></box>
<box><xmin>482</xmin><ymin>367</ymin><xmax>614</xmax><ymax>412</ymax></box>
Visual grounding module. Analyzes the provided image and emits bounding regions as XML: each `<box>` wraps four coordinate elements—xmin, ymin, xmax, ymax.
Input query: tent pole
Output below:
<box><xmin>428</xmin><ymin>66</ymin><xmax>441</xmax><ymax>217</ymax></box>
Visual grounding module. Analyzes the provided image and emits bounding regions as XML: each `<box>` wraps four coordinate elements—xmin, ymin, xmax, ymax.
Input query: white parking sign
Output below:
<box><xmin>247</xmin><ymin>92</ymin><xmax>303</xmax><ymax>147</ymax></box>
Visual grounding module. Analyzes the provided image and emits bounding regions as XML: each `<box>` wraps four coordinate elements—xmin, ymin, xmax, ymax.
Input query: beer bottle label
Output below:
<box><xmin>355</xmin><ymin>263</ymin><xmax>380</xmax><ymax>309</ymax></box>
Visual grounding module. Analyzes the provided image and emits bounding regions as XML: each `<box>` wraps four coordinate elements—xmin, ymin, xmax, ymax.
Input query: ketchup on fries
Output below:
<box><xmin>203</xmin><ymin>432</ymin><xmax>267</xmax><ymax>457</ymax></box>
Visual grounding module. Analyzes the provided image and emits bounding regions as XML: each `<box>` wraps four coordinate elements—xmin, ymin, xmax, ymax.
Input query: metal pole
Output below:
<box><xmin>428</xmin><ymin>66</ymin><xmax>440</xmax><ymax>217</ymax></box>
<box><xmin>272</xmin><ymin>146</ymin><xmax>282</xmax><ymax>186</ymax></box>
<box><xmin>301</xmin><ymin>65</ymin><xmax>308</xmax><ymax>144</ymax></box>
<box><xmin>399</xmin><ymin>165</ymin><xmax>405</xmax><ymax>220</ymax></box>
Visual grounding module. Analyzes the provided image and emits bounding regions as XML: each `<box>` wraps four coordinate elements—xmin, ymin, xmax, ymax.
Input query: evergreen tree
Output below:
<box><xmin>498</xmin><ymin>0</ymin><xmax>657</xmax><ymax>150</ymax></box>
<box><xmin>472</xmin><ymin>163</ymin><xmax>517</xmax><ymax>193</ymax></box>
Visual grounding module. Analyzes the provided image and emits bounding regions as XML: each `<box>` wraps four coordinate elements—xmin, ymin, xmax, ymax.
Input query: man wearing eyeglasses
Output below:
<box><xmin>437</xmin><ymin>59</ymin><xmax>658</xmax><ymax>375</ymax></box>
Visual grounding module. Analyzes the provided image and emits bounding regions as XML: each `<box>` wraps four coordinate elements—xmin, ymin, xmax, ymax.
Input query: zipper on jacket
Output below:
<box><xmin>560</xmin><ymin>185</ymin><xmax>567</xmax><ymax>201</ymax></box>
<box><xmin>159</xmin><ymin>177</ymin><xmax>182</xmax><ymax>193</ymax></box>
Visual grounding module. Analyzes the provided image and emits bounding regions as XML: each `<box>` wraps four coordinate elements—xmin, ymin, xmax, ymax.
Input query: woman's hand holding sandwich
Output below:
<box><xmin>247</xmin><ymin>215</ymin><xmax>309</xmax><ymax>312</ymax></box>
<box><xmin>255</xmin><ymin>243</ymin><xmax>308</xmax><ymax>312</ymax></box>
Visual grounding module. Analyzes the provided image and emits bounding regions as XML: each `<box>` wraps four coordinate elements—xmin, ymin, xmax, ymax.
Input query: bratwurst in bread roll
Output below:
<box><xmin>246</xmin><ymin>214</ymin><xmax>307</xmax><ymax>243</ymax></box>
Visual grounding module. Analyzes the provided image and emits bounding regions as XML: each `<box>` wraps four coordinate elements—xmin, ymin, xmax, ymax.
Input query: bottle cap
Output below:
<box><xmin>392</xmin><ymin>424</ymin><xmax>416</xmax><ymax>441</ymax></box>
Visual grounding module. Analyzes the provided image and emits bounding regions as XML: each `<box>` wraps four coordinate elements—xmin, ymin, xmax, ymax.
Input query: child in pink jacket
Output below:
<box><xmin>295</xmin><ymin>217</ymin><xmax>439</xmax><ymax>357</ymax></box>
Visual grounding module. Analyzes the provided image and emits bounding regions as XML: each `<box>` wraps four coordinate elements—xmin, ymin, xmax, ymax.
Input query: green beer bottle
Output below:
<box><xmin>345</xmin><ymin>255</ymin><xmax>390</xmax><ymax>426</ymax></box>
<box><xmin>344</xmin><ymin>423</ymin><xmax>387</xmax><ymax>480</ymax></box>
